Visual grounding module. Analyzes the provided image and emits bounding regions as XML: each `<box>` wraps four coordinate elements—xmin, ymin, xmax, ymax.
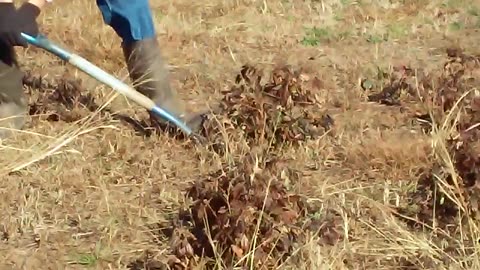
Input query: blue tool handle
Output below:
<box><xmin>21</xmin><ymin>33</ymin><xmax>71</xmax><ymax>61</ymax></box>
<box><xmin>20</xmin><ymin>33</ymin><xmax>193</xmax><ymax>135</ymax></box>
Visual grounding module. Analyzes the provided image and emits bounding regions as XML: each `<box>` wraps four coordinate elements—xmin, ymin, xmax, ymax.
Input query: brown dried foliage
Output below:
<box><xmin>170</xmin><ymin>163</ymin><xmax>307</xmax><ymax>268</ymax></box>
<box><xmin>23</xmin><ymin>72</ymin><xmax>99</xmax><ymax>123</ymax></box>
<box><xmin>200</xmin><ymin>64</ymin><xmax>332</xmax><ymax>153</ymax></box>
<box><xmin>158</xmin><ymin>157</ymin><xmax>342</xmax><ymax>269</ymax></box>
<box><xmin>392</xmin><ymin>49</ymin><xmax>480</xmax><ymax>230</ymax></box>
<box><xmin>367</xmin><ymin>48</ymin><xmax>480</xmax><ymax>119</ymax></box>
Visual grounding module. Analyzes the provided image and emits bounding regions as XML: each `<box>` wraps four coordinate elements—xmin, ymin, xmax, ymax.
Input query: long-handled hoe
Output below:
<box><xmin>21</xmin><ymin>32</ymin><xmax>196</xmax><ymax>138</ymax></box>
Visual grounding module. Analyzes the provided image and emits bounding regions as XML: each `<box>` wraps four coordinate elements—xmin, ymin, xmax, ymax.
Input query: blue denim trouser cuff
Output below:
<box><xmin>96</xmin><ymin>0</ymin><xmax>156</xmax><ymax>44</ymax></box>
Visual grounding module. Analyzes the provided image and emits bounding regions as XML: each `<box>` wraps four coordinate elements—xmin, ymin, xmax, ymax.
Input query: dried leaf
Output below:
<box><xmin>231</xmin><ymin>245</ymin><xmax>244</xmax><ymax>258</ymax></box>
<box><xmin>280</xmin><ymin>210</ymin><xmax>298</xmax><ymax>224</ymax></box>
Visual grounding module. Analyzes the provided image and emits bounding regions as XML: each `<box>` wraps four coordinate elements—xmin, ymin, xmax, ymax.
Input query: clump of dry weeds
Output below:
<box><xmin>200</xmin><ymin>64</ymin><xmax>333</xmax><ymax>154</ymax></box>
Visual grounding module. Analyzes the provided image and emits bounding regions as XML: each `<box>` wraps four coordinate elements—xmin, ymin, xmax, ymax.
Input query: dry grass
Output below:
<box><xmin>1</xmin><ymin>0</ymin><xmax>480</xmax><ymax>269</ymax></box>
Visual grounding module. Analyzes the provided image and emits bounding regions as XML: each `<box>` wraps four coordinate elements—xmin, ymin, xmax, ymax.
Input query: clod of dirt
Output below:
<box><xmin>154</xmin><ymin>157</ymin><xmax>340</xmax><ymax>269</ymax></box>
<box><xmin>199</xmin><ymin>64</ymin><xmax>332</xmax><ymax>153</ymax></box>
<box><xmin>23</xmin><ymin>72</ymin><xmax>99</xmax><ymax>123</ymax></box>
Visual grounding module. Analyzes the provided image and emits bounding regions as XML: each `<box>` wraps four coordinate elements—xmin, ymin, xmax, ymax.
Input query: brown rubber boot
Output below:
<box><xmin>121</xmin><ymin>37</ymin><xmax>206</xmax><ymax>133</ymax></box>
<box><xmin>0</xmin><ymin>42</ymin><xmax>27</xmax><ymax>139</ymax></box>
<box><xmin>122</xmin><ymin>38</ymin><xmax>185</xmax><ymax>117</ymax></box>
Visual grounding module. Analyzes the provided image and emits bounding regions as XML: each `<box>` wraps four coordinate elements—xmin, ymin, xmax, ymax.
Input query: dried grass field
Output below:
<box><xmin>1</xmin><ymin>0</ymin><xmax>480</xmax><ymax>269</ymax></box>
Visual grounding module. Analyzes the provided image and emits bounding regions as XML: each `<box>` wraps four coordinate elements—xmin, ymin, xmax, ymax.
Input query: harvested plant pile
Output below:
<box><xmin>160</xmin><ymin>157</ymin><xmax>341</xmax><ymax>269</ymax></box>
<box><xmin>165</xmin><ymin>159</ymin><xmax>307</xmax><ymax>268</ymax></box>
<box><xmin>380</xmin><ymin>49</ymin><xmax>480</xmax><ymax>231</ymax></box>
<box><xmin>200</xmin><ymin>64</ymin><xmax>333</xmax><ymax>153</ymax></box>
<box><xmin>23</xmin><ymin>72</ymin><xmax>99</xmax><ymax>123</ymax></box>
<box><xmin>367</xmin><ymin>48</ymin><xmax>480</xmax><ymax>118</ymax></box>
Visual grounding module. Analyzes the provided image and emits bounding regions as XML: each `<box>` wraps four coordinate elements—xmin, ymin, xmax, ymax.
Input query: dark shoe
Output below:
<box><xmin>0</xmin><ymin>42</ymin><xmax>26</xmax><ymax>139</ymax></box>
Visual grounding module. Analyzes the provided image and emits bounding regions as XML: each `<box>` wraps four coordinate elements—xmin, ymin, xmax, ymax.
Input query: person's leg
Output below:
<box><xmin>95</xmin><ymin>0</ymin><xmax>156</xmax><ymax>43</ymax></box>
<box><xmin>96</xmin><ymin>0</ymin><xmax>197</xmax><ymax>127</ymax></box>
<box><xmin>0</xmin><ymin>42</ymin><xmax>27</xmax><ymax>139</ymax></box>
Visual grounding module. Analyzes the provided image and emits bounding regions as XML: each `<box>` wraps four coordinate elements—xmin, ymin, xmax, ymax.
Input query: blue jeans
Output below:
<box><xmin>96</xmin><ymin>0</ymin><xmax>156</xmax><ymax>44</ymax></box>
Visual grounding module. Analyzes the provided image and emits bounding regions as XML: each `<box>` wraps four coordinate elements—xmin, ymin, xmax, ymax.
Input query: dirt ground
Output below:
<box><xmin>1</xmin><ymin>0</ymin><xmax>480</xmax><ymax>269</ymax></box>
